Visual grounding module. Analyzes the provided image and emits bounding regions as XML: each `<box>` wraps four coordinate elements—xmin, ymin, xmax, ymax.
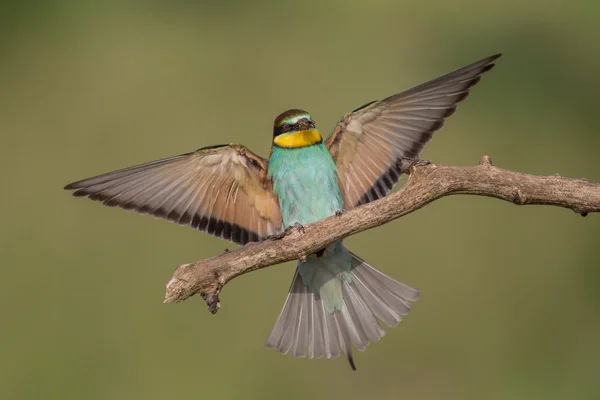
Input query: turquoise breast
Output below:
<box><xmin>268</xmin><ymin>143</ymin><xmax>343</xmax><ymax>228</ymax></box>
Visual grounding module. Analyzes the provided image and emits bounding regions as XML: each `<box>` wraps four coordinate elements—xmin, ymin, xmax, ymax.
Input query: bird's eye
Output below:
<box><xmin>282</xmin><ymin>124</ymin><xmax>291</xmax><ymax>131</ymax></box>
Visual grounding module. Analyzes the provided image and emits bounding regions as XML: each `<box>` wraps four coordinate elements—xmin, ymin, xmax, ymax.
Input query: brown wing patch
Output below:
<box><xmin>326</xmin><ymin>54</ymin><xmax>500</xmax><ymax>208</ymax></box>
<box><xmin>65</xmin><ymin>144</ymin><xmax>284</xmax><ymax>245</ymax></box>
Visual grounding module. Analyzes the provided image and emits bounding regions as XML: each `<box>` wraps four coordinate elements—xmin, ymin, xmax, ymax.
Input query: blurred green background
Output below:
<box><xmin>2</xmin><ymin>1</ymin><xmax>599</xmax><ymax>399</ymax></box>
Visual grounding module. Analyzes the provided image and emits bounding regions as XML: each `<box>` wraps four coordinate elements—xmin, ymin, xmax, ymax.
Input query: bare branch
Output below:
<box><xmin>164</xmin><ymin>156</ymin><xmax>600</xmax><ymax>312</ymax></box>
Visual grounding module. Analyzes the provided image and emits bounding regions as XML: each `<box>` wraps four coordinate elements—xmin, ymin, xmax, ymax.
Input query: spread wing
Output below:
<box><xmin>64</xmin><ymin>144</ymin><xmax>284</xmax><ymax>245</ymax></box>
<box><xmin>326</xmin><ymin>54</ymin><xmax>501</xmax><ymax>208</ymax></box>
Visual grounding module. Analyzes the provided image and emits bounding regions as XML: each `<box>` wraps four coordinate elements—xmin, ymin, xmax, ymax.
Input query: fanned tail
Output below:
<box><xmin>265</xmin><ymin>251</ymin><xmax>419</xmax><ymax>369</ymax></box>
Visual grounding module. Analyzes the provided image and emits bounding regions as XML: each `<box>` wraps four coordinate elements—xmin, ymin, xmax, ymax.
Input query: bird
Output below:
<box><xmin>64</xmin><ymin>53</ymin><xmax>501</xmax><ymax>370</ymax></box>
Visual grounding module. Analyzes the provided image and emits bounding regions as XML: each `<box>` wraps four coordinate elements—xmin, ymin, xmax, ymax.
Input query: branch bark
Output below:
<box><xmin>164</xmin><ymin>156</ymin><xmax>600</xmax><ymax>313</ymax></box>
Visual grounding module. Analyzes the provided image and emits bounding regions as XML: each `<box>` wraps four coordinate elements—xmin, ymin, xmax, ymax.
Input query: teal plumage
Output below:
<box><xmin>268</xmin><ymin>144</ymin><xmax>342</xmax><ymax>227</ymax></box>
<box><xmin>268</xmin><ymin>144</ymin><xmax>351</xmax><ymax>313</ymax></box>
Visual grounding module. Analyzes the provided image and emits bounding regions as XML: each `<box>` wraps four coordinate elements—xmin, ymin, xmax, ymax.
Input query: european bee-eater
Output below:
<box><xmin>65</xmin><ymin>54</ymin><xmax>500</xmax><ymax>369</ymax></box>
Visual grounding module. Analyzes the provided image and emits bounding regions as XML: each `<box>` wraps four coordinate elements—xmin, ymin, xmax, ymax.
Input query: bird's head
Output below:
<box><xmin>272</xmin><ymin>109</ymin><xmax>322</xmax><ymax>148</ymax></box>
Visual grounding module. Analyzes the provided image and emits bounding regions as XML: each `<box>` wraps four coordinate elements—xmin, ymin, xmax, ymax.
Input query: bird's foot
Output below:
<box><xmin>335</xmin><ymin>210</ymin><xmax>344</xmax><ymax>217</ymax></box>
<box><xmin>293</xmin><ymin>222</ymin><xmax>305</xmax><ymax>234</ymax></box>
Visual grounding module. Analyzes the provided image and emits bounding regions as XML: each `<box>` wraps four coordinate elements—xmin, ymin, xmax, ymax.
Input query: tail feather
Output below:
<box><xmin>265</xmin><ymin>250</ymin><xmax>419</xmax><ymax>369</ymax></box>
<box><xmin>343</xmin><ymin>280</ymin><xmax>384</xmax><ymax>344</ymax></box>
<box><xmin>267</xmin><ymin>273</ymin><xmax>300</xmax><ymax>355</ymax></box>
<box><xmin>309</xmin><ymin>291</ymin><xmax>324</xmax><ymax>359</ymax></box>
<box><xmin>293</xmin><ymin>287</ymin><xmax>309</xmax><ymax>357</ymax></box>
<box><xmin>332</xmin><ymin>310</ymin><xmax>356</xmax><ymax>370</ymax></box>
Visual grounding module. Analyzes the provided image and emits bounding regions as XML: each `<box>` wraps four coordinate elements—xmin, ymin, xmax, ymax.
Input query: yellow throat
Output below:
<box><xmin>273</xmin><ymin>129</ymin><xmax>322</xmax><ymax>148</ymax></box>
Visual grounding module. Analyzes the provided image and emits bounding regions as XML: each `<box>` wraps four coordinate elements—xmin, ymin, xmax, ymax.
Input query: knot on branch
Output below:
<box><xmin>201</xmin><ymin>293</ymin><xmax>221</xmax><ymax>314</ymax></box>
<box><xmin>399</xmin><ymin>157</ymin><xmax>432</xmax><ymax>175</ymax></box>
<box><xmin>479</xmin><ymin>155</ymin><xmax>493</xmax><ymax>166</ymax></box>
<box><xmin>512</xmin><ymin>189</ymin><xmax>526</xmax><ymax>204</ymax></box>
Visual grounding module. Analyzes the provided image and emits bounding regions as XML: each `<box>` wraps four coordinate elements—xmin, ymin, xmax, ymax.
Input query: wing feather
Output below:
<box><xmin>326</xmin><ymin>54</ymin><xmax>501</xmax><ymax>208</ymax></box>
<box><xmin>65</xmin><ymin>144</ymin><xmax>284</xmax><ymax>245</ymax></box>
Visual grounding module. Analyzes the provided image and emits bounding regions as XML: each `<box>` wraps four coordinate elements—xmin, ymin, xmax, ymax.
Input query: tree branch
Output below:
<box><xmin>164</xmin><ymin>156</ymin><xmax>600</xmax><ymax>313</ymax></box>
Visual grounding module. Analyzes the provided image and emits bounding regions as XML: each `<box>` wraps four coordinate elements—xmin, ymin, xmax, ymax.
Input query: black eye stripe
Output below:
<box><xmin>273</xmin><ymin>118</ymin><xmax>316</xmax><ymax>137</ymax></box>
